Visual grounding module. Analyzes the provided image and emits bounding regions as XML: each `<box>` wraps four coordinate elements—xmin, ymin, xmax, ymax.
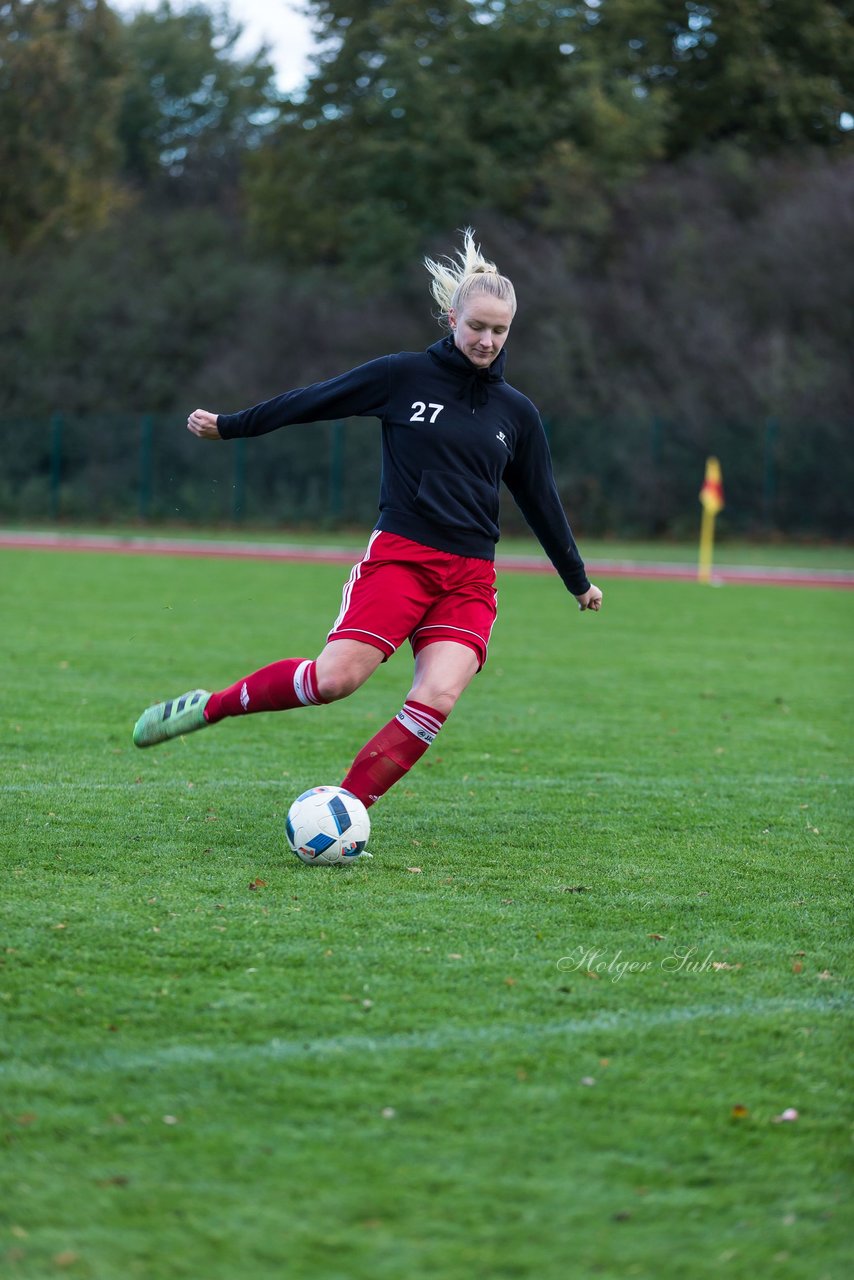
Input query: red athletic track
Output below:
<box><xmin>1</xmin><ymin>530</ymin><xmax>852</xmax><ymax>589</ymax></box>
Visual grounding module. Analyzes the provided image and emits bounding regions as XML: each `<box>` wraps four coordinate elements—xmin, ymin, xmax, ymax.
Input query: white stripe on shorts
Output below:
<box><xmin>330</xmin><ymin>529</ymin><xmax>381</xmax><ymax>633</ymax></box>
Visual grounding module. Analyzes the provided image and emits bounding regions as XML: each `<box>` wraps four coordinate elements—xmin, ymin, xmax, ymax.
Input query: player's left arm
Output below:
<box><xmin>503</xmin><ymin>409</ymin><xmax>601</xmax><ymax>611</ymax></box>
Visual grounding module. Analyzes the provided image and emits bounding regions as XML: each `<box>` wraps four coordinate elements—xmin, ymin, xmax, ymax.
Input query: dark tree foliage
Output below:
<box><xmin>607</xmin><ymin>0</ymin><xmax>854</xmax><ymax>154</ymax></box>
<box><xmin>245</xmin><ymin>0</ymin><xmax>853</xmax><ymax>270</ymax></box>
<box><xmin>246</xmin><ymin>0</ymin><xmax>669</xmax><ymax>269</ymax></box>
<box><xmin>117</xmin><ymin>1</ymin><xmax>281</xmax><ymax>197</ymax></box>
<box><xmin>0</xmin><ymin>0</ymin><xmax>126</xmax><ymax>250</ymax></box>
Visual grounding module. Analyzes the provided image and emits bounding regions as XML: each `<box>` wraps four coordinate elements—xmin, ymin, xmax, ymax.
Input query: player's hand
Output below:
<box><xmin>575</xmin><ymin>584</ymin><xmax>602</xmax><ymax>612</ymax></box>
<box><xmin>187</xmin><ymin>409</ymin><xmax>222</xmax><ymax>439</ymax></box>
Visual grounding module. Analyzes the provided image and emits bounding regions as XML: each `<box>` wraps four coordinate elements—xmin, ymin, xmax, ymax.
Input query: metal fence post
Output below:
<box><xmin>50</xmin><ymin>412</ymin><xmax>63</xmax><ymax>520</ymax></box>
<box><xmin>233</xmin><ymin>437</ymin><xmax>246</xmax><ymax>521</ymax></box>
<box><xmin>763</xmin><ymin>417</ymin><xmax>778</xmax><ymax>527</ymax></box>
<box><xmin>329</xmin><ymin>421</ymin><xmax>344</xmax><ymax>522</ymax></box>
<box><xmin>139</xmin><ymin>414</ymin><xmax>153</xmax><ymax>521</ymax></box>
<box><xmin>650</xmin><ymin>416</ymin><xmax>662</xmax><ymax>465</ymax></box>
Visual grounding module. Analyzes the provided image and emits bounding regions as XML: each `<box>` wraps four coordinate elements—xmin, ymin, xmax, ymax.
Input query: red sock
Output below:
<box><xmin>205</xmin><ymin>659</ymin><xmax>325</xmax><ymax>723</ymax></box>
<box><xmin>340</xmin><ymin>700</ymin><xmax>447</xmax><ymax>808</ymax></box>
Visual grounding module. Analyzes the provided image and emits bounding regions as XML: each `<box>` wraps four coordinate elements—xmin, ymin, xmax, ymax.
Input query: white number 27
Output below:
<box><xmin>410</xmin><ymin>401</ymin><xmax>444</xmax><ymax>423</ymax></box>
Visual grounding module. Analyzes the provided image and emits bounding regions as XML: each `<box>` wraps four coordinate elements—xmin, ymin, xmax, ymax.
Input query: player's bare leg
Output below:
<box><xmin>405</xmin><ymin>640</ymin><xmax>479</xmax><ymax>716</ymax></box>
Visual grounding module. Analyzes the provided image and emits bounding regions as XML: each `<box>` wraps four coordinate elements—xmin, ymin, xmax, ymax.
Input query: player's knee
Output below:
<box><xmin>409</xmin><ymin>686</ymin><xmax>461</xmax><ymax>718</ymax></box>
<box><xmin>315</xmin><ymin>667</ymin><xmax>360</xmax><ymax>703</ymax></box>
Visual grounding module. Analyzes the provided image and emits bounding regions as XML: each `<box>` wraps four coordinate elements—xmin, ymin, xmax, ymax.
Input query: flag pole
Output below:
<box><xmin>698</xmin><ymin>457</ymin><xmax>724</xmax><ymax>584</ymax></box>
<box><xmin>698</xmin><ymin>506</ymin><xmax>716</xmax><ymax>583</ymax></box>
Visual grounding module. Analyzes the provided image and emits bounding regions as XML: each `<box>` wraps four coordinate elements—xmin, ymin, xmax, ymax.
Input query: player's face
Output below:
<box><xmin>449</xmin><ymin>294</ymin><xmax>514</xmax><ymax>367</ymax></box>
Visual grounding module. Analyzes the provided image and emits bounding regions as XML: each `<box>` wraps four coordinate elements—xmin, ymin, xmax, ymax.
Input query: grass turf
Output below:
<box><xmin>1</xmin><ymin>547</ymin><xmax>851</xmax><ymax>1279</ymax></box>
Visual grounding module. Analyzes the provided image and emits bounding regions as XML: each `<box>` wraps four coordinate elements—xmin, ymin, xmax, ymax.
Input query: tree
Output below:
<box><xmin>117</xmin><ymin>1</ymin><xmax>282</xmax><ymax>195</ymax></box>
<box><xmin>246</xmin><ymin>0</ymin><xmax>853</xmax><ymax>273</ymax></box>
<box><xmin>245</xmin><ymin>0</ymin><xmax>668</xmax><ymax>272</ymax></box>
<box><xmin>596</xmin><ymin>0</ymin><xmax>854</xmax><ymax>154</ymax></box>
<box><xmin>0</xmin><ymin>0</ymin><xmax>126</xmax><ymax>251</ymax></box>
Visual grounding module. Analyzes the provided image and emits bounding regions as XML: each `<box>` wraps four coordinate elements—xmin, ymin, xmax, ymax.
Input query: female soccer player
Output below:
<box><xmin>133</xmin><ymin>230</ymin><xmax>602</xmax><ymax>811</ymax></box>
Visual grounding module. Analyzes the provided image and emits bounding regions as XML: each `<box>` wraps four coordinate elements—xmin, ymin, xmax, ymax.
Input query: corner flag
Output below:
<box><xmin>698</xmin><ymin>457</ymin><xmax>724</xmax><ymax>582</ymax></box>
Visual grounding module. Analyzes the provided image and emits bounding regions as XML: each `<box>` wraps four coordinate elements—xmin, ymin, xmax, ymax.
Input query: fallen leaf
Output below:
<box><xmin>731</xmin><ymin>1104</ymin><xmax>749</xmax><ymax>1119</ymax></box>
<box><xmin>248</xmin><ymin>878</ymin><xmax>267</xmax><ymax>890</ymax></box>
<box><xmin>162</xmin><ymin>1115</ymin><xmax>180</xmax><ymax>1125</ymax></box>
<box><xmin>53</xmin><ymin>1252</ymin><xmax>79</xmax><ymax>1268</ymax></box>
<box><xmin>504</xmin><ymin>977</ymin><xmax>517</xmax><ymax>986</ymax></box>
<box><xmin>773</xmin><ymin>1108</ymin><xmax>799</xmax><ymax>1123</ymax></box>
<box><xmin>447</xmin><ymin>953</ymin><xmax>463</xmax><ymax>960</ymax></box>
<box><xmin>406</xmin><ymin>866</ymin><xmax>422</xmax><ymax>874</ymax></box>
<box><xmin>580</xmin><ymin>1076</ymin><xmax>596</xmax><ymax>1087</ymax></box>
<box><xmin>648</xmin><ymin>933</ymin><xmax>665</xmax><ymax>941</ymax></box>
<box><xmin>381</xmin><ymin>1107</ymin><xmax>396</xmax><ymax>1119</ymax></box>
<box><xmin>792</xmin><ymin>961</ymin><xmax>803</xmax><ymax>974</ymax></box>
<box><xmin>15</xmin><ymin>1112</ymin><xmax>36</xmax><ymax>1126</ymax></box>
<box><xmin>817</xmin><ymin>970</ymin><xmax>834</xmax><ymax>980</ymax></box>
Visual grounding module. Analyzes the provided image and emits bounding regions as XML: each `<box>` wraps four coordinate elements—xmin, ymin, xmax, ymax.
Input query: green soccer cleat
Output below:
<box><xmin>133</xmin><ymin>690</ymin><xmax>212</xmax><ymax>748</ymax></box>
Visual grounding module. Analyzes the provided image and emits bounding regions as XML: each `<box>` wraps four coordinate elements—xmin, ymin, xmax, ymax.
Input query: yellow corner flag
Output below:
<box><xmin>698</xmin><ymin>457</ymin><xmax>724</xmax><ymax>583</ymax></box>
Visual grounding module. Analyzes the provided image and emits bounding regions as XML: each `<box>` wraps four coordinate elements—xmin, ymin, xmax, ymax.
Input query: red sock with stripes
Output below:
<box><xmin>340</xmin><ymin>700</ymin><xmax>447</xmax><ymax>808</ymax></box>
<box><xmin>205</xmin><ymin>659</ymin><xmax>326</xmax><ymax>723</ymax></box>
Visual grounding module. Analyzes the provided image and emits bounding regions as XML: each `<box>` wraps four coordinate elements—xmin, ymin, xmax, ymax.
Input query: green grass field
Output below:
<box><xmin>2</xmin><ymin>546</ymin><xmax>851</xmax><ymax>1279</ymax></box>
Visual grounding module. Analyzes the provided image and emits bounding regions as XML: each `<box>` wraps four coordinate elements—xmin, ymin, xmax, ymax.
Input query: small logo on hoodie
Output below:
<box><xmin>496</xmin><ymin>431</ymin><xmax>509</xmax><ymax>450</ymax></box>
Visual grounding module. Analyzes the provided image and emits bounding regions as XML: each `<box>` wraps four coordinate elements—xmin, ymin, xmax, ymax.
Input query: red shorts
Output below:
<box><xmin>327</xmin><ymin>531</ymin><xmax>498</xmax><ymax>668</ymax></box>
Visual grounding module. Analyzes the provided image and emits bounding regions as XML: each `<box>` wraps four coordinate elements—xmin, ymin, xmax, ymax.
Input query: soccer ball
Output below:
<box><xmin>286</xmin><ymin>786</ymin><xmax>371</xmax><ymax>865</ymax></box>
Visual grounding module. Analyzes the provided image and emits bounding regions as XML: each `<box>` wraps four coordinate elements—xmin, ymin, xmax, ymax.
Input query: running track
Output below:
<box><xmin>1</xmin><ymin>530</ymin><xmax>852</xmax><ymax>589</ymax></box>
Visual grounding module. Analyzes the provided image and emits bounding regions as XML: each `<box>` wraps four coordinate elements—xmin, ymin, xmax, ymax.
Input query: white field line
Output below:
<box><xmin>0</xmin><ymin>996</ymin><xmax>848</xmax><ymax>1078</ymax></box>
<box><xmin>2</xmin><ymin>772</ymin><xmax>851</xmax><ymax>792</ymax></box>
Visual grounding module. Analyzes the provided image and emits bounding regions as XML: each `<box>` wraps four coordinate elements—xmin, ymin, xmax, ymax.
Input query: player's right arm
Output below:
<box><xmin>192</xmin><ymin>356</ymin><xmax>392</xmax><ymax>441</ymax></box>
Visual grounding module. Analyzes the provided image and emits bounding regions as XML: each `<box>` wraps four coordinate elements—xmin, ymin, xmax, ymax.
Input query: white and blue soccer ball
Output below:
<box><xmin>286</xmin><ymin>786</ymin><xmax>371</xmax><ymax>865</ymax></box>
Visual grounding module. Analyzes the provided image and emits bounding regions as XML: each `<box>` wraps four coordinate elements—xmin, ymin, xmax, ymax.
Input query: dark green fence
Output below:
<box><xmin>0</xmin><ymin>413</ymin><xmax>849</xmax><ymax>538</ymax></box>
<box><xmin>0</xmin><ymin>414</ymin><xmax>383</xmax><ymax>529</ymax></box>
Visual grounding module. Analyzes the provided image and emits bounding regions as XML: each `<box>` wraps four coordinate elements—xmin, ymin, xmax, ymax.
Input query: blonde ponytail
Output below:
<box><xmin>424</xmin><ymin>228</ymin><xmax>517</xmax><ymax>328</ymax></box>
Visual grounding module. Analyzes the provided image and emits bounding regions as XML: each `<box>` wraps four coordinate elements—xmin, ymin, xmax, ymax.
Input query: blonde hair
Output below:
<box><xmin>424</xmin><ymin>228</ymin><xmax>517</xmax><ymax>328</ymax></box>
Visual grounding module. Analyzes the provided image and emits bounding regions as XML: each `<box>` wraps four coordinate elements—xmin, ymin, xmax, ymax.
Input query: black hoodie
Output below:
<box><xmin>217</xmin><ymin>336</ymin><xmax>591</xmax><ymax>596</ymax></box>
